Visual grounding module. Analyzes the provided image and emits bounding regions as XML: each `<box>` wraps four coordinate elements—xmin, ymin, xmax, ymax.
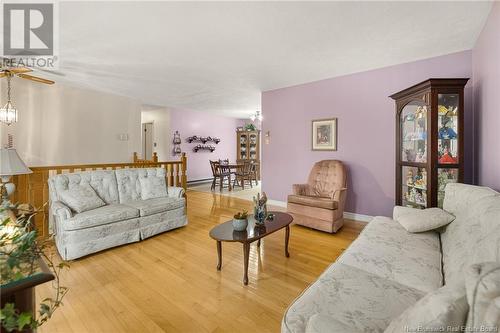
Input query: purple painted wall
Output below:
<box><xmin>473</xmin><ymin>2</ymin><xmax>500</xmax><ymax>191</ymax></box>
<box><xmin>262</xmin><ymin>51</ymin><xmax>473</xmax><ymax>217</ymax></box>
<box><xmin>170</xmin><ymin>108</ymin><xmax>240</xmax><ymax>181</ymax></box>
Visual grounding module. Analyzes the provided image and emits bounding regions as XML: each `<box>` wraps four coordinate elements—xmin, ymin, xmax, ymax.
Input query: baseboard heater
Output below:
<box><xmin>187</xmin><ymin>178</ymin><xmax>213</xmax><ymax>186</ymax></box>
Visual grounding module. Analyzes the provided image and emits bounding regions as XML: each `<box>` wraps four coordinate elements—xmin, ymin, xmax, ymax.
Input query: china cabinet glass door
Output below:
<box><xmin>249</xmin><ymin>133</ymin><xmax>257</xmax><ymax>160</ymax></box>
<box><xmin>400</xmin><ymin>101</ymin><xmax>428</xmax><ymax>209</ymax></box>
<box><xmin>239</xmin><ymin>133</ymin><xmax>248</xmax><ymax>159</ymax></box>
<box><xmin>437</xmin><ymin>93</ymin><xmax>460</xmax><ymax>207</ymax></box>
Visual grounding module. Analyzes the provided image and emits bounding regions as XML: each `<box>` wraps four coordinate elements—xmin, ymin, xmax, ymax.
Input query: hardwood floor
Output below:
<box><xmin>37</xmin><ymin>190</ymin><xmax>365</xmax><ymax>333</ymax></box>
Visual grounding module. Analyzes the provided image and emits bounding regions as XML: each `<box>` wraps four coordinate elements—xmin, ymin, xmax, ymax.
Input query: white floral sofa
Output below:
<box><xmin>282</xmin><ymin>183</ymin><xmax>500</xmax><ymax>332</ymax></box>
<box><xmin>48</xmin><ymin>168</ymin><xmax>187</xmax><ymax>260</ymax></box>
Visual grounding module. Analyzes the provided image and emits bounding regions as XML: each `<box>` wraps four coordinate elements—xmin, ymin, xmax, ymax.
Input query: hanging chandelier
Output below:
<box><xmin>0</xmin><ymin>74</ymin><xmax>18</xmax><ymax>125</ymax></box>
<box><xmin>250</xmin><ymin>110</ymin><xmax>263</xmax><ymax>122</ymax></box>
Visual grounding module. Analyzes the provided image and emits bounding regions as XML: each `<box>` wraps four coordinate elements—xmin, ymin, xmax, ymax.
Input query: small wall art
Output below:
<box><xmin>312</xmin><ymin>118</ymin><xmax>337</xmax><ymax>151</ymax></box>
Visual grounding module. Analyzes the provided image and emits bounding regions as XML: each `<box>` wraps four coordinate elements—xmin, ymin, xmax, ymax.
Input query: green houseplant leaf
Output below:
<box><xmin>0</xmin><ymin>202</ymin><xmax>69</xmax><ymax>332</ymax></box>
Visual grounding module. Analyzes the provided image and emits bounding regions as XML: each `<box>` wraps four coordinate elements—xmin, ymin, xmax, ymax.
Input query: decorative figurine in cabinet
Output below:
<box><xmin>236</xmin><ymin>130</ymin><xmax>260</xmax><ymax>179</ymax></box>
<box><xmin>390</xmin><ymin>78</ymin><xmax>468</xmax><ymax>208</ymax></box>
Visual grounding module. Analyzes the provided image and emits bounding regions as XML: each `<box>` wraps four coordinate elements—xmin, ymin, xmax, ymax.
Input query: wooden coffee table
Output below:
<box><xmin>209</xmin><ymin>212</ymin><xmax>293</xmax><ymax>285</ymax></box>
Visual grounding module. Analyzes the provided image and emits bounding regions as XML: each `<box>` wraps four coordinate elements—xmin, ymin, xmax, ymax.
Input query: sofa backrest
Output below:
<box><xmin>48</xmin><ymin>170</ymin><xmax>120</xmax><ymax>205</ymax></box>
<box><xmin>441</xmin><ymin>183</ymin><xmax>500</xmax><ymax>285</ymax></box>
<box><xmin>306</xmin><ymin>160</ymin><xmax>346</xmax><ymax>198</ymax></box>
<box><xmin>114</xmin><ymin>167</ymin><xmax>167</xmax><ymax>203</ymax></box>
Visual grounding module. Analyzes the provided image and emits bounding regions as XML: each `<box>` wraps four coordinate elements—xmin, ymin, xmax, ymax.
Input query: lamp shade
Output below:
<box><xmin>0</xmin><ymin>149</ymin><xmax>32</xmax><ymax>176</ymax></box>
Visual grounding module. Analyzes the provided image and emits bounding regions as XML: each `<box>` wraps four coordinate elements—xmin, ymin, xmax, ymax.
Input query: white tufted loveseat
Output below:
<box><xmin>48</xmin><ymin>168</ymin><xmax>187</xmax><ymax>260</ymax></box>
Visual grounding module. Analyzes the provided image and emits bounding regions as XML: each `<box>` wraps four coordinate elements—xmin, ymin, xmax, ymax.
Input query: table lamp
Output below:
<box><xmin>0</xmin><ymin>148</ymin><xmax>32</xmax><ymax>202</ymax></box>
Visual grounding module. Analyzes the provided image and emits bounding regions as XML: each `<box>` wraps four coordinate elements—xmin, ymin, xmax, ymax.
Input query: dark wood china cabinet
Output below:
<box><xmin>390</xmin><ymin>78</ymin><xmax>469</xmax><ymax>209</ymax></box>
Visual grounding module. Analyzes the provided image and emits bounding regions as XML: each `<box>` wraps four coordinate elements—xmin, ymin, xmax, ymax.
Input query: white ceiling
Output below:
<box><xmin>46</xmin><ymin>1</ymin><xmax>493</xmax><ymax>117</ymax></box>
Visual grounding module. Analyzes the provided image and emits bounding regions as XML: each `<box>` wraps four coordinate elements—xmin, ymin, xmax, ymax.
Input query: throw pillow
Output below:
<box><xmin>465</xmin><ymin>262</ymin><xmax>500</xmax><ymax>331</ymax></box>
<box><xmin>393</xmin><ymin>206</ymin><xmax>455</xmax><ymax>233</ymax></box>
<box><xmin>139</xmin><ymin>176</ymin><xmax>167</xmax><ymax>200</ymax></box>
<box><xmin>384</xmin><ymin>281</ymin><xmax>468</xmax><ymax>333</ymax></box>
<box><xmin>59</xmin><ymin>183</ymin><xmax>105</xmax><ymax>213</ymax></box>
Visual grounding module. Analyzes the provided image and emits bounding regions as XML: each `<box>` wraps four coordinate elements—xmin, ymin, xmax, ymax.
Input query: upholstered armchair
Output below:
<box><xmin>287</xmin><ymin>160</ymin><xmax>347</xmax><ymax>233</ymax></box>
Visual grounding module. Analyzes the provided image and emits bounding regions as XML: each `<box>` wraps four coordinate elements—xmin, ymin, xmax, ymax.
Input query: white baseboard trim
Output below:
<box><xmin>343</xmin><ymin>212</ymin><xmax>373</xmax><ymax>223</ymax></box>
<box><xmin>267</xmin><ymin>199</ymin><xmax>373</xmax><ymax>223</ymax></box>
<box><xmin>267</xmin><ymin>199</ymin><xmax>287</xmax><ymax>208</ymax></box>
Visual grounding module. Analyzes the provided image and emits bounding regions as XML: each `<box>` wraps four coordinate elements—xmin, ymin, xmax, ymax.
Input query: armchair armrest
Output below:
<box><xmin>332</xmin><ymin>187</ymin><xmax>347</xmax><ymax>212</ymax></box>
<box><xmin>332</xmin><ymin>187</ymin><xmax>347</xmax><ymax>200</ymax></box>
<box><xmin>168</xmin><ymin>186</ymin><xmax>185</xmax><ymax>199</ymax></box>
<box><xmin>51</xmin><ymin>201</ymin><xmax>73</xmax><ymax>221</ymax></box>
<box><xmin>292</xmin><ymin>184</ymin><xmax>310</xmax><ymax>196</ymax></box>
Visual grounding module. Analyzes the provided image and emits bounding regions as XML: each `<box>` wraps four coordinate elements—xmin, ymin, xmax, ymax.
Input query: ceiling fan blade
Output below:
<box><xmin>17</xmin><ymin>73</ymin><xmax>55</xmax><ymax>85</ymax></box>
<box><xmin>33</xmin><ymin>67</ymin><xmax>65</xmax><ymax>77</ymax></box>
<box><xmin>9</xmin><ymin>67</ymin><xmax>32</xmax><ymax>74</ymax></box>
<box><xmin>0</xmin><ymin>72</ymin><xmax>6</xmax><ymax>78</ymax></box>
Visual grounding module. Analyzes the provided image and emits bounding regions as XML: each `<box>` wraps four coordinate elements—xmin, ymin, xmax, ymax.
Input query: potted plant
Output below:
<box><xmin>232</xmin><ymin>210</ymin><xmax>248</xmax><ymax>231</ymax></box>
<box><xmin>0</xmin><ymin>202</ymin><xmax>69</xmax><ymax>332</ymax></box>
<box><xmin>245</xmin><ymin>124</ymin><xmax>257</xmax><ymax>131</ymax></box>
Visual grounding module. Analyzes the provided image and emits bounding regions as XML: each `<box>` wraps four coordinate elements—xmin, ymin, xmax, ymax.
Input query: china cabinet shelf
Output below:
<box><xmin>391</xmin><ymin>78</ymin><xmax>468</xmax><ymax>209</ymax></box>
<box><xmin>403</xmin><ymin>184</ymin><xmax>427</xmax><ymax>191</ymax></box>
<box><xmin>403</xmin><ymin>200</ymin><xmax>427</xmax><ymax>207</ymax></box>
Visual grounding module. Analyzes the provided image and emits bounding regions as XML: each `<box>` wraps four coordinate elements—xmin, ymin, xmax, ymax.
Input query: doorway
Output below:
<box><xmin>142</xmin><ymin>122</ymin><xmax>153</xmax><ymax>159</ymax></box>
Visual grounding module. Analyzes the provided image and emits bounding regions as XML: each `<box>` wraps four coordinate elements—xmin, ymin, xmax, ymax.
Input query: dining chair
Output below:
<box><xmin>219</xmin><ymin>158</ymin><xmax>235</xmax><ymax>176</ymax></box>
<box><xmin>249</xmin><ymin>161</ymin><xmax>258</xmax><ymax>185</ymax></box>
<box><xmin>210</xmin><ymin>160</ymin><xmax>231</xmax><ymax>191</ymax></box>
<box><xmin>233</xmin><ymin>161</ymin><xmax>253</xmax><ymax>190</ymax></box>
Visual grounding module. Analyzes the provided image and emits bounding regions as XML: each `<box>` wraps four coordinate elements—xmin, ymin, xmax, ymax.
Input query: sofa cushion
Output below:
<box><xmin>393</xmin><ymin>206</ymin><xmax>455</xmax><ymax>233</ymax></box>
<box><xmin>123</xmin><ymin>197</ymin><xmax>185</xmax><ymax>217</ymax></box>
<box><xmin>465</xmin><ymin>262</ymin><xmax>500</xmax><ymax>330</ymax></box>
<box><xmin>49</xmin><ymin>170</ymin><xmax>119</xmax><ymax>205</ymax></box>
<box><xmin>139</xmin><ymin>176</ymin><xmax>167</xmax><ymax>200</ymax></box>
<box><xmin>337</xmin><ymin>216</ymin><xmax>442</xmax><ymax>292</ymax></box>
<box><xmin>441</xmin><ymin>191</ymin><xmax>500</xmax><ymax>285</ymax></box>
<box><xmin>62</xmin><ymin>204</ymin><xmax>139</xmax><ymax>231</ymax></box>
<box><xmin>470</xmin><ymin>195</ymin><xmax>500</xmax><ymax>264</ymax></box>
<box><xmin>482</xmin><ymin>297</ymin><xmax>500</xmax><ymax>329</ymax></box>
<box><xmin>443</xmin><ymin>183</ymin><xmax>497</xmax><ymax>216</ymax></box>
<box><xmin>282</xmin><ymin>263</ymin><xmax>424</xmax><ymax>333</ymax></box>
<box><xmin>59</xmin><ymin>183</ymin><xmax>106</xmax><ymax>213</ymax></box>
<box><xmin>287</xmin><ymin>195</ymin><xmax>337</xmax><ymax>210</ymax></box>
<box><xmin>305</xmin><ymin>314</ymin><xmax>360</xmax><ymax>333</ymax></box>
<box><xmin>115</xmin><ymin>168</ymin><xmax>167</xmax><ymax>203</ymax></box>
<box><xmin>384</xmin><ymin>281</ymin><xmax>468</xmax><ymax>333</ymax></box>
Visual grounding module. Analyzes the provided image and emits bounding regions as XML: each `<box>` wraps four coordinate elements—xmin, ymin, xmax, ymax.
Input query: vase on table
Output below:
<box><xmin>253</xmin><ymin>192</ymin><xmax>268</xmax><ymax>226</ymax></box>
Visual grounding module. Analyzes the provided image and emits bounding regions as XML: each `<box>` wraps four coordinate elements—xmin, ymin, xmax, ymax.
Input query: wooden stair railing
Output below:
<box><xmin>133</xmin><ymin>152</ymin><xmax>158</xmax><ymax>163</ymax></box>
<box><xmin>11</xmin><ymin>153</ymin><xmax>187</xmax><ymax>238</ymax></box>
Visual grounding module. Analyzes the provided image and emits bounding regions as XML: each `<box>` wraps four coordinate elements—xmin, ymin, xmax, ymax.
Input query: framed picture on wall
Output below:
<box><xmin>312</xmin><ymin>118</ymin><xmax>337</xmax><ymax>151</ymax></box>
